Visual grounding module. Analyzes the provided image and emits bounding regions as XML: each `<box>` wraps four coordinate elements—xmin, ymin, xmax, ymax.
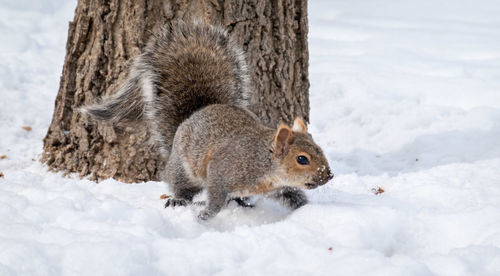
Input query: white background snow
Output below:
<box><xmin>1</xmin><ymin>0</ymin><xmax>500</xmax><ymax>275</ymax></box>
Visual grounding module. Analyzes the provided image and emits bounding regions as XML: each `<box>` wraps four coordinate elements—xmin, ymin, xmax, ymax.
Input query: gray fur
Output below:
<box><xmin>270</xmin><ymin>187</ymin><xmax>308</xmax><ymax>209</ymax></box>
<box><xmin>79</xmin><ymin>71</ymin><xmax>146</xmax><ymax>123</ymax></box>
<box><xmin>165</xmin><ymin>104</ymin><xmax>332</xmax><ymax>220</ymax></box>
<box><xmin>81</xmin><ymin>21</ymin><xmax>252</xmax><ymax>158</ymax></box>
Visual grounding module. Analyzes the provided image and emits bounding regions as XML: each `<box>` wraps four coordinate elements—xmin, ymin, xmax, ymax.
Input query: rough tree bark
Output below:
<box><xmin>42</xmin><ymin>0</ymin><xmax>310</xmax><ymax>183</ymax></box>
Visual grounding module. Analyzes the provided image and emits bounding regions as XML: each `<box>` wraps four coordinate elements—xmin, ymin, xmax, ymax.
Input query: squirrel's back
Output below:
<box><xmin>81</xmin><ymin>21</ymin><xmax>253</xmax><ymax>156</ymax></box>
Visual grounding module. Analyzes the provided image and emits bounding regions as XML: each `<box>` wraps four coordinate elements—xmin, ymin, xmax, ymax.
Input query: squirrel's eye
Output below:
<box><xmin>296</xmin><ymin>155</ymin><xmax>309</xmax><ymax>165</ymax></box>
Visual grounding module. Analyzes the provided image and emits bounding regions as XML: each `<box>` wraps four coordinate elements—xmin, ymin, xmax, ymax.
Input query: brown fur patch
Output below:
<box><xmin>250</xmin><ymin>181</ymin><xmax>275</xmax><ymax>194</ymax></box>
<box><xmin>197</xmin><ymin>149</ymin><xmax>212</xmax><ymax>179</ymax></box>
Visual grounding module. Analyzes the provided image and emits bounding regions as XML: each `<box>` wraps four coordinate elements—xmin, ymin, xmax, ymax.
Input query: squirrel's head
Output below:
<box><xmin>272</xmin><ymin>117</ymin><xmax>333</xmax><ymax>190</ymax></box>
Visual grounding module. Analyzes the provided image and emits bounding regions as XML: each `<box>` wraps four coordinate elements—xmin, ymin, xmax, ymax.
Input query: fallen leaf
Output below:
<box><xmin>160</xmin><ymin>194</ymin><xmax>170</xmax><ymax>199</ymax></box>
<box><xmin>372</xmin><ymin>187</ymin><xmax>385</xmax><ymax>195</ymax></box>
<box><xmin>0</xmin><ymin>155</ymin><xmax>6</xmax><ymax>159</ymax></box>
<box><xmin>0</xmin><ymin>172</ymin><xmax>4</xmax><ymax>178</ymax></box>
<box><xmin>22</xmin><ymin>126</ymin><xmax>32</xmax><ymax>131</ymax></box>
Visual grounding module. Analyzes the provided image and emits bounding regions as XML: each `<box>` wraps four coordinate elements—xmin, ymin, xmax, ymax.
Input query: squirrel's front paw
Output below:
<box><xmin>231</xmin><ymin>197</ymin><xmax>255</xmax><ymax>208</ymax></box>
<box><xmin>275</xmin><ymin>188</ymin><xmax>308</xmax><ymax>210</ymax></box>
<box><xmin>164</xmin><ymin>198</ymin><xmax>188</xmax><ymax>208</ymax></box>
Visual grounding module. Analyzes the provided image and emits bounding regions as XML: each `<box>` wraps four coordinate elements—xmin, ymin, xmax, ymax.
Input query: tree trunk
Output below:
<box><xmin>42</xmin><ymin>0</ymin><xmax>309</xmax><ymax>183</ymax></box>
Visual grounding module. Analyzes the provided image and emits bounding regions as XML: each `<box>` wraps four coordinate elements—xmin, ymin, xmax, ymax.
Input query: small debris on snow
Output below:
<box><xmin>371</xmin><ymin>187</ymin><xmax>385</xmax><ymax>195</ymax></box>
<box><xmin>22</xmin><ymin>126</ymin><xmax>32</xmax><ymax>131</ymax></box>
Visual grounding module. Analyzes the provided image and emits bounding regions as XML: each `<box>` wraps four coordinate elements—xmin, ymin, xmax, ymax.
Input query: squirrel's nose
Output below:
<box><xmin>317</xmin><ymin>168</ymin><xmax>333</xmax><ymax>185</ymax></box>
<box><xmin>326</xmin><ymin>169</ymin><xmax>334</xmax><ymax>181</ymax></box>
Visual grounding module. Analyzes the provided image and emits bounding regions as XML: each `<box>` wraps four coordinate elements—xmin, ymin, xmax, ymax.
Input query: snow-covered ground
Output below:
<box><xmin>1</xmin><ymin>0</ymin><xmax>500</xmax><ymax>275</ymax></box>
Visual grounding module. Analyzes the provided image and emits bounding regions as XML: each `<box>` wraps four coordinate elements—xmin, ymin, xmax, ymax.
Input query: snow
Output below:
<box><xmin>1</xmin><ymin>0</ymin><xmax>500</xmax><ymax>275</ymax></box>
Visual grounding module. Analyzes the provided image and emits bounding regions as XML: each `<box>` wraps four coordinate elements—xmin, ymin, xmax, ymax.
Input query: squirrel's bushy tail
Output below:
<box><xmin>79</xmin><ymin>66</ymin><xmax>148</xmax><ymax>123</ymax></box>
<box><xmin>80</xmin><ymin>21</ymin><xmax>253</xmax><ymax>157</ymax></box>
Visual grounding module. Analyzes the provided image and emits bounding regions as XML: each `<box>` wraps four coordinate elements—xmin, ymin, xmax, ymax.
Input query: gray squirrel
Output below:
<box><xmin>81</xmin><ymin>21</ymin><xmax>333</xmax><ymax>220</ymax></box>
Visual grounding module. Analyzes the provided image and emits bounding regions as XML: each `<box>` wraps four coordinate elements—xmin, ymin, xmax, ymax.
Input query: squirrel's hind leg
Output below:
<box><xmin>165</xmin><ymin>155</ymin><xmax>202</xmax><ymax>208</ymax></box>
<box><xmin>175</xmin><ymin>186</ymin><xmax>203</xmax><ymax>202</ymax></box>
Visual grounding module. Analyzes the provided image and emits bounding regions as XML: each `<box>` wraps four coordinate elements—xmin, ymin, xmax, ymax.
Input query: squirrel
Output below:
<box><xmin>81</xmin><ymin>21</ymin><xmax>333</xmax><ymax>220</ymax></box>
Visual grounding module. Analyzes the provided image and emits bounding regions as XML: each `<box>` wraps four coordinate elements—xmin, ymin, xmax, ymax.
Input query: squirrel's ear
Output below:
<box><xmin>292</xmin><ymin>117</ymin><xmax>307</xmax><ymax>133</ymax></box>
<box><xmin>274</xmin><ymin>124</ymin><xmax>293</xmax><ymax>158</ymax></box>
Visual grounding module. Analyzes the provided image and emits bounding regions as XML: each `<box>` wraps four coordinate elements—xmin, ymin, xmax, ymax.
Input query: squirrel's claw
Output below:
<box><xmin>164</xmin><ymin>198</ymin><xmax>188</xmax><ymax>208</ymax></box>
<box><xmin>231</xmin><ymin>197</ymin><xmax>255</xmax><ymax>208</ymax></box>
